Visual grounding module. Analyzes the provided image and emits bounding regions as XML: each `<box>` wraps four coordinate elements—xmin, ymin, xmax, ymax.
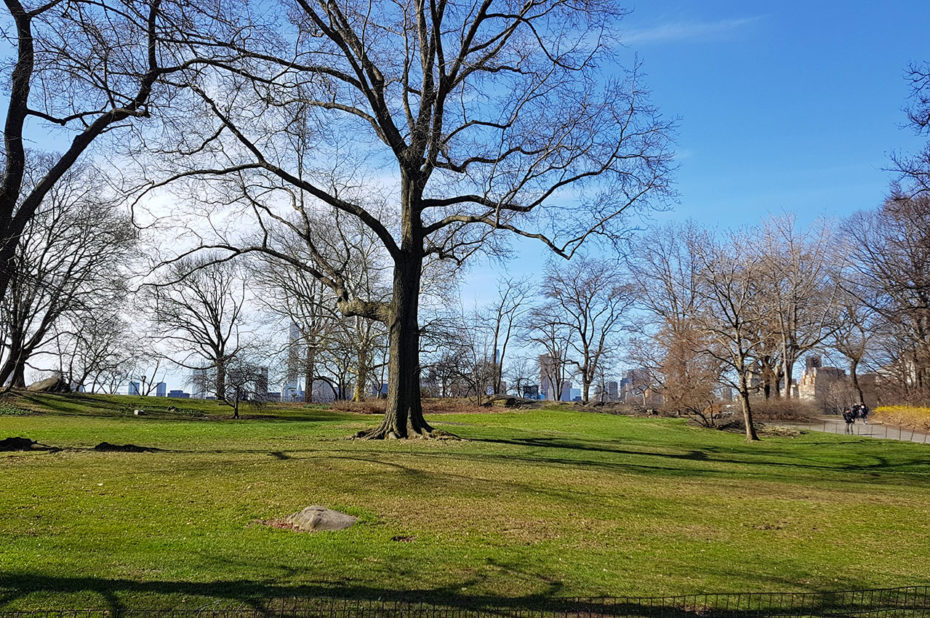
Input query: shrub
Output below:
<box><xmin>749</xmin><ymin>399</ymin><xmax>821</xmax><ymax>422</ymax></box>
<box><xmin>874</xmin><ymin>406</ymin><xmax>930</xmax><ymax>432</ymax></box>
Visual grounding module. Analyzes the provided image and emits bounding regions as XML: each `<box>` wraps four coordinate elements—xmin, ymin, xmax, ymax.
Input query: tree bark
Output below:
<box><xmin>215</xmin><ymin>356</ymin><xmax>226</xmax><ymax>400</ymax></box>
<box><xmin>353</xmin><ymin>347</ymin><xmax>368</xmax><ymax>402</ymax></box>
<box><xmin>850</xmin><ymin>358</ymin><xmax>865</xmax><ymax>405</ymax></box>
<box><xmin>303</xmin><ymin>347</ymin><xmax>315</xmax><ymax>403</ymax></box>
<box><xmin>738</xmin><ymin>362</ymin><xmax>760</xmax><ymax>441</ymax></box>
<box><xmin>783</xmin><ymin>361</ymin><xmax>795</xmax><ymax>400</ymax></box>
<box><xmin>358</xmin><ymin>253</ymin><xmax>433</xmax><ymax>439</ymax></box>
<box><xmin>10</xmin><ymin>360</ymin><xmax>26</xmax><ymax>388</ymax></box>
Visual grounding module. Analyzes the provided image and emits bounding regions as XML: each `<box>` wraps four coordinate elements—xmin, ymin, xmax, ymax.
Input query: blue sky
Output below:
<box><xmin>622</xmin><ymin>0</ymin><xmax>930</xmax><ymax>227</ymax></box>
<box><xmin>467</xmin><ymin>1</ymin><xmax>930</xmax><ymax>299</ymax></box>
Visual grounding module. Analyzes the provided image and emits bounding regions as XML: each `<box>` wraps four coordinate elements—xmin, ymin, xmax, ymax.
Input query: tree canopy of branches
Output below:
<box><xmin>537</xmin><ymin>258</ymin><xmax>632</xmax><ymax>403</ymax></box>
<box><xmin>629</xmin><ymin>225</ymin><xmax>721</xmax><ymax>422</ymax></box>
<box><xmin>894</xmin><ymin>61</ymin><xmax>930</xmax><ymax>195</ymax></box>
<box><xmin>0</xmin><ymin>0</ymin><xmax>215</xmax><ymax>307</ymax></box>
<box><xmin>150</xmin><ymin>256</ymin><xmax>247</xmax><ymax>400</ymax></box>
<box><xmin>756</xmin><ymin>216</ymin><xmax>838</xmax><ymax>399</ymax></box>
<box><xmin>147</xmin><ymin>0</ymin><xmax>673</xmax><ymax>438</ymax></box>
<box><xmin>0</xmin><ymin>162</ymin><xmax>134</xmax><ymax>387</ymax></box>
<box><xmin>845</xmin><ymin>196</ymin><xmax>930</xmax><ymax>402</ymax></box>
<box><xmin>693</xmin><ymin>232</ymin><xmax>765</xmax><ymax>441</ymax></box>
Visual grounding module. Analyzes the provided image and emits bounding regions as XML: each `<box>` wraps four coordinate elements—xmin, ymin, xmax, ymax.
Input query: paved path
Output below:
<box><xmin>785</xmin><ymin>417</ymin><xmax>930</xmax><ymax>444</ymax></box>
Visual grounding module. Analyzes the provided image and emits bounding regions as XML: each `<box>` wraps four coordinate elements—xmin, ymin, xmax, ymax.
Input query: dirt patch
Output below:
<box><xmin>93</xmin><ymin>442</ymin><xmax>159</xmax><ymax>453</ymax></box>
<box><xmin>257</xmin><ymin>519</ymin><xmax>301</xmax><ymax>531</ymax></box>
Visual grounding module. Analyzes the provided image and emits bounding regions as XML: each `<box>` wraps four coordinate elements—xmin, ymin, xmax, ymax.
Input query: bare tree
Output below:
<box><xmin>756</xmin><ymin>216</ymin><xmax>839</xmax><ymax>399</ymax></box>
<box><xmin>830</xmin><ymin>273</ymin><xmax>875</xmax><ymax>406</ymax></box>
<box><xmin>53</xmin><ymin>313</ymin><xmax>137</xmax><ymax>393</ymax></box>
<box><xmin>253</xmin><ymin>257</ymin><xmax>339</xmax><ymax>402</ymax></box>
<box><xmin>693</xmin><ymin>232</ymin><xmax>767</xmax><ymax>441</ymax></box>
<box><xmin>505</xmin><ymin>355</ymin><xmax>536</xmax><ymax>398</ymax></box>
<box><xmin>145</xmin><ymin>0</ymin><xmax>673</xmax><ymax>438</ymax></box>
<box><xmin>420</xmin><ymin>304</ymin><xmax>495</xmax><ymax>403</ymax></box>
<box><xmin>482</xmin><ymin>278</ymin><xmax>532</xmax><ymax>395</ymax></box>
<box><xmin>250</xmin><ymin>207</ymin><xmax>392</xmax><ymax>402</ymax></box>
<box><xmin>529</xmin><ymin>317</ymin><xmax>572</xmax><ymax>402</ymax></box>
<box><xmin>629</xmin><ymin>223</ymin><xmax>721</xmax><ymax>417</ymax></box>
<box><xmin>150</xmin><ymin>256</ymin><xmax>247</xmax><ymax>399</ymax></box>
<box><xmin>893</xmin><ymin>61</ymin><xmax>930</xmax><ymax>195</ymax></box>
<box><xmin>539</xmin><ymin>258</ymin><xmax>633</xmax><ymax>403</ymax></box>
<box><xmin>0</xmin><ymin>162</ymin><xmax>135</xmax><ymax>387</ymax></box>
<box><xmin>0</xmin><ymin>0</ymin><xmax>209</xmax><ymax>305</ymax></box>
<box><xmin>844</xmin><ymin>196</ymin><xmax>930</xmax><ymax>403</ymax></box>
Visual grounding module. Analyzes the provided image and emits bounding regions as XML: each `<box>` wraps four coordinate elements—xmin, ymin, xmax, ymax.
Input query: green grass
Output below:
<box><xmin>1</xmin><ymin>393</ymin><xmax>929</xmax><ymax>612</ymax></box>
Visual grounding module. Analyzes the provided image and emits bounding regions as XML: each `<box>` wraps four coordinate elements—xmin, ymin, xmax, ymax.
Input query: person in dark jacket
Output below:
<box><xmin>842</xmin><ymin>407</ymin><xmax>854</xmax><ymax>434</ymax></box>
<box><xmin>859</xmin><ymin>403</ymin><xmax>869</xmax><ymax>424</ymax></box>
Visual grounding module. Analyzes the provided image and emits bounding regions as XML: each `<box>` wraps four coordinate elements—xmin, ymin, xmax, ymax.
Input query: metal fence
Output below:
<box><xmin>3</xmin><ymin>586</ymin><xmax>929</xmax><ymax>617</ymax></box>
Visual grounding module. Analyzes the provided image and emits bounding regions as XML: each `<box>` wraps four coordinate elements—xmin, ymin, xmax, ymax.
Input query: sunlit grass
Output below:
<box><xmin>1</xmin><ymin>393</ymin><xmax>929</xmax><ymax>611</ymax></box>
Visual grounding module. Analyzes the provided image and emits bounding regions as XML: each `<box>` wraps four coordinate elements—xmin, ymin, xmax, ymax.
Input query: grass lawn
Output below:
<box><xmin>1</xmin><ymin>393</ymin><xmax>929</xmax><ymax>612</ymax></box>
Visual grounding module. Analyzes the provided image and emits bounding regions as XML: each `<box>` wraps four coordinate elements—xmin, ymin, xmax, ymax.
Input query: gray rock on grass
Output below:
<box><xmin>284</xmin><ymin>506</ymin><xmax>358</xmax><ymax>532</ymax></box>
<box><xmin>26</xmin><ymin>377</ymin><xmax>71</xmax><ymax>393</ymax></box>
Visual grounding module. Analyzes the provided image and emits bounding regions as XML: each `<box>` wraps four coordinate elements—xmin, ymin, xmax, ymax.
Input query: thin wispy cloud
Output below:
<box><xmin>622</xmin><ymin>16</ymin><xmax>763</xmax><ymax>46</ymax></box>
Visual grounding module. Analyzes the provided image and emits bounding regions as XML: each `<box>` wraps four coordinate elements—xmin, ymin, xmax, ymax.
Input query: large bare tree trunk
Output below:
<box><xmin>782</xmin><ymin>357</ymin><xmax>795</xmax><ymax>400</ymax></box>
<box><xmin>737</xmin><ymin>367</ymin><xmax>760</xmax><ymax>441</ymax></box>
<box><xmin>850</xmin><ymin>358</ymin><xmax>865</xmax><ymax>405</ymax></box>
<box><xmin>10</xmin><ymin>361</ymin><xmax>26</xmax><ymax>388</ymax></box>
<box><xmin>0</xmin><ymin>332</ymin><xmax>25</xmax><ymax>387</ymax></box>
<box><xmin>353</xmin><ymin>348</ymin><xmax>368</xmax><ymax>402</ymax></box>
<box><xmin>359</xmin><ymin>254</ymin><xmax>433</xmax><ymax>439</ymax></box>
<box><xmin>215</xmin><ymin>357</ymin><xmax>226</xmax><ymax>400</ymax></box>
<box><xmin>303</xmin><ymin>347</ymin><xmax>315</xmax><ymax>403</ymax></box>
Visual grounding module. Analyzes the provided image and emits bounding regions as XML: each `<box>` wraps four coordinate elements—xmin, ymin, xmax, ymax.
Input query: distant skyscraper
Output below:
<box><xmin>560</xmin><ymin>381</ymin><xmax>573</xmax><ymax>402</ymax></box>
<box><xmin>539</xmin><ymin>354</ymin><xmax>560</xmax><ymax>401</ymax></box>
<box><xmin>256</xmin><ymin>367</ymin><xmax>269</xmax><ymax>396</ymax></box>
<box><xmin>607</xmin><ymin>380</ymin><xmax>619</xmax><ymax>401</ymax></box>
<box><xmin>191</xmin><ymin>366</ymin><xmax>210</xmax><ymax>399</ymax></box>
<box><xmin>155</xmin><ymin>382</ymin><xmax>167</xmax><ymax>397</ymax></box>
<box><xmin>128</xmin><ymin>381</ymin><xmax>140</xmax><ymax>396</ymax></box>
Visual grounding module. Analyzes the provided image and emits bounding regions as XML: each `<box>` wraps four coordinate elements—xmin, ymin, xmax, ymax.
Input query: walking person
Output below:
<box><xmin>859</xmin><ymin>403</ymin><xmax>869</xmax><ymax>424</ymax></box>
<box><xmin>842</xmin><ymin>407</ymin><xmax>855</xmax><ymax>434</ymax></box>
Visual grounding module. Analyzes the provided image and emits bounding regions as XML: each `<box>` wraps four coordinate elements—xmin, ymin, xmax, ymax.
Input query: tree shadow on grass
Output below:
<box><xmin>468</xmin><ymin>435</ymin><xmax>930</xmax><ymax>479</ymax></box>
<box><xmin>3</xmin><ymin>571</ymin><xmax>911</xmax><ymax>617</ymax></box>
<box><xmin>10</xmin><ymin>393</ymin><xmax>363</xmax><ymax>424</ymax></box>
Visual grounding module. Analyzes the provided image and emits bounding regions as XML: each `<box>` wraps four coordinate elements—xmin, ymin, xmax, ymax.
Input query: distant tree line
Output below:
<box><xmin>0</xmin><ymin>1</ymin><xmax>926</xmax><ymax>442</ymax></box>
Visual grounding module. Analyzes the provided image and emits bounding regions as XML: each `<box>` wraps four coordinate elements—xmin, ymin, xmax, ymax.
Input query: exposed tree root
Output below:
<box><xmin>353</xmin><ymin>424</ymin><xmax>460</xmax><ymax>441</ymax></box>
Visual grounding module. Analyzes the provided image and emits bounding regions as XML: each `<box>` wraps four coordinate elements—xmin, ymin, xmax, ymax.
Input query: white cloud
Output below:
<box><xmin>622</xmin><ymin>16</ymin><xmax>763</xmax><ymax>46</ymax></box>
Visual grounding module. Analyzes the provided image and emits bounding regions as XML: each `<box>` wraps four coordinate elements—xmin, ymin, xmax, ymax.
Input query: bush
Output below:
<box><xmin>749</xmin><ymin>399</ymin><xmax>821</xmax><ymax>422</ymax></box>
<box><xmin>331</xmin><ymin>400</ymin><xmax>385</xmax><ymax>414</ymax></box>
<box><xmin>874</xmin><ymin>406</ymin><xmax>930</xmax><ymax>432</ymax></box>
